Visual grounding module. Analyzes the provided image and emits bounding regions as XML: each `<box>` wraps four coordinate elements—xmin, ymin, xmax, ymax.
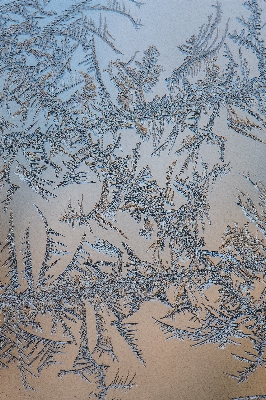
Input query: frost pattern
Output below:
<box><xmin>0</xmin><ymin>0</ymin><xmax>265</xmax><ymax>398</ymax></box>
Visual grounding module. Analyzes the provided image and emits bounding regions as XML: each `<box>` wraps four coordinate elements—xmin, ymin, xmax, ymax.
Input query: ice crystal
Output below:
<box><xmin>0</xmin><ymin>0</ymin><xmax>266</xmax><ymax>398</ymax></box>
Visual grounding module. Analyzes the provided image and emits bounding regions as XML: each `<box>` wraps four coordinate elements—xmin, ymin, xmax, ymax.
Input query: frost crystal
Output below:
<box><xmin>0</xmin><ymin>0</ymin><xmax>265</xmax><ymax>398</ymax></box>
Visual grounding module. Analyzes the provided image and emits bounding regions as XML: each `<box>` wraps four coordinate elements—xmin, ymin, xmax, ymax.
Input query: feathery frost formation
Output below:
<box><xmin>0</xmin><ymin>0</ymin><xmax>265</xmax><ymax>398</ymax></box>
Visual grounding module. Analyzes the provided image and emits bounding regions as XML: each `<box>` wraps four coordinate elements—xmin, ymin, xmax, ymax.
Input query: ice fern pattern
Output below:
<box><xmin>0</xmin><ymin>0</ymin><xmax>265</xmax><ymax>398</ymax></box>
